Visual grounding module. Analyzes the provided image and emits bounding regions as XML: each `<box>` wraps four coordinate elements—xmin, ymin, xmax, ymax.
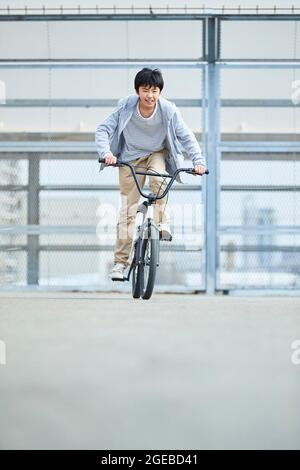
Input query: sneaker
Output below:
<box><xmin>158</xmin><ymin>223</ymin><xmax>172</xmax><ymax>242</ymax></box>
<box><xmin>110</xmin><ymin>263</ymin><xmax>126</xmax><ymax>281</ymax></box>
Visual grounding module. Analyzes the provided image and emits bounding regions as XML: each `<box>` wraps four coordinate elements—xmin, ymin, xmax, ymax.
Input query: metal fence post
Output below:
<box><xmin>205</xmin><ymin>17</ymin><xmax>221</xmax><ymax>294</ymax></box>
<box><xmin>27</xmin><ymin>156</ymin><xmax>40</xmax><ymax>284</ymax></box>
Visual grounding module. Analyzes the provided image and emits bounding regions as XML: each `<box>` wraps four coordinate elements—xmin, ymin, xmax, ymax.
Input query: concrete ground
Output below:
<box><xmin>0</xmin><ymin>292</ymin><xmax>299</xmax><ymax>450</ymax></box>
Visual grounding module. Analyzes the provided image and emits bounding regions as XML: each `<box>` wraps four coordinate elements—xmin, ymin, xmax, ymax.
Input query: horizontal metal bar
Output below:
<box><xmin>2</xmin><ymin>244</ymin><xmax>299</xmax><ymax>253</ymax></box>
<box><xmin>2</xmin><ymin>141</ymin><xmax>300</xmax><ymax>154</ymax></box>
<box><xmin>38</xmin><ymin>185</ymin><xmax>123</xmax><ymax>191</ymax></box>
<box><xmin>41</xmin><ymin>244</ymin><xmax>200</xmax><ymax>252</ymax></box>
<box><xmin>221</xmin><ymin>153</ymin><xmax>300</xmax><ymax>161</ymax></box>
<box><xmin>1</xmin><ymin>152</ymin><xmax>300</xmax><ymax>163</ymax></box>
<box><xmin>0</xmin><ymin>142</ymin><xmax>96</xmax><ymax>152</ymax></box>
<box><xmin>1</xmin><ymin>184</ymin><xmax>201</xmax><ymax>191</ymax></box>
<box><xmin>39</xmin><ymin>184</ymin><xmax>300</xmax><ymax>192</ymax></box>
<box><xmin>220</xmin><ymin>225</ymin><xmax>300</xmax><ymax>234</ymax></box>
<box><xmin>219</xmin><ymin>15</ymin><xmax>300</xmax><ymax>20</ymax></box>
<box><xmin>220</xmin><ymin>245</ymin><xmax>300</xmax><ymax>252</ymax></box>
<box><xmin>2</xmin><ymin>225</ymin><xmax>300</xmax><ymax>236</ymax></box>
<box><xmin>0</xmin><ymin>285</ymin><xmax>205</xmax><ymax>293</ymax></box>
<box><xmin>1</xmin><ymin>244</ymin><xmax>200</xmax><ymax>252</ymax></box>
<box><xmin>1</xmin><ymin>184</ymin><xmax>298</xmax><ymax>192</ymax></box>
<box><xmin>39</xmin><ymin>184</ymin><xmax>202</xmax><ymax>191</ymax></box>
<box><xmin>0</xmin><ymin>246</ymin><xmax>26</xmax><ymax>251</ymax></box>
<box><xmin>220</xmin><ymin>185</ymin><xmax>300</xmax><ymax>191</ymax></box>
<box><xmin>221</xmin><ymin>59</ymin><xmax>300</xmax><ymax>63</ymax></box>
<box><xmin>0</xmin><ymin>58</ymin><xmax>202</xmax><ymax>63</ymax></box>
<box><xmin>2</xmin><ymin>61</ymin><xmax>300</xmax><ymax>69</ymax></box>
<box><xmin>0</xmin><ymin>185</ymin><xmax>28</xmax><ymax>191</ymax></box>
<box><xmin>1</xmin><ymin>153</ymin><xmax>299</xmax><ymax>162</ymax></box>
<box><xmin>0</xmin><ymin>13</ymin><xmax>206</xmax><ymax>21</ymax></box>
<box><xmin>1</xmin><ymin>99</ymin><xmax>117</xmax><ymax>107</ymax></box>
<box><xmin>220</xmin><ymin>142</ymin><xmax>300</xmax><ymax>152</ymax></box>
<box><xmin>221</xmin><ymin>99</ymin><xmax>300</xmax><ymax>107</ymax></box>
<box><xmin>1</xmin><ymin>60</ymin><xmax>300</xmax><ymax>69</ymax></box>
<box><xmin>0</xmin><ymin>98</ymin><xmax>203</xmax><ymax>108</ymax></box>
<box><xmin>220</xmin><ymin>140</ymin><xmax>300</xmax><ymax>150</ymax></box>
<box><xmin>2</xmin><ymin>99</ymin><xmax>300</xmax><ymax>108</ymax></box>
<box><xmin>0</xmin><ymin>225</ymin><xmax>206</xmax><ymax>236</ymax></box>
<box><xmin>219</xmin><ymin>62</ymin><xmax>300</xmax><ymax>69</ymax></box>
<box><xmin>0</xmin><ymin>152</ymin><xmax>97</xmax><ymax>160</ymax></box>
<box><xmin>0</xmin><ymin>225</ymin><xmax>97</xmax><ymax>235</ymax></box>
<box><xmin>0</xmin><ymin>12</ymin><xmax>300</xmax><ymax>21</ymax></box>
<box><xmin>0</xmin><ymin>6</ymin><xmax>299</xmax><ymax>13</ymax></box>
<box><xmin>0</xmin><ymin>142</ymin><xmax>201</xmax><ymax>153</ymax></box>
<box><xmin>0</xmin><ymin>60</ymin><xmax>204</xmax><ymax>69</ymax></box>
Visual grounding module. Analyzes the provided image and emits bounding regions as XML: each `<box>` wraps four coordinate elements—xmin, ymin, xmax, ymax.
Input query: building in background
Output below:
<box><xmin>0</xmin><ymin>160</ymin><xmax>22</xmax><ymax>283</ymax></box>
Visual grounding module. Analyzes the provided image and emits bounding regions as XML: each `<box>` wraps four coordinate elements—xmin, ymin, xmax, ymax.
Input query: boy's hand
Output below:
<box><xmin>193</xmin><ymin>164</ymin><xmax>206</xmax><ymax>175</ymax></box>
<box><xmin>105</xmin><ymin>154</ymin><xmax>117</xmax><ymax>165</ymax></box>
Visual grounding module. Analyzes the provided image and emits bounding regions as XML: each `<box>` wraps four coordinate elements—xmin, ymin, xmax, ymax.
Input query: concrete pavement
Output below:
<box><xmin>0</xmin><ymin>292</ymin><xmax>299</xmax><ymax>449</ymax></box>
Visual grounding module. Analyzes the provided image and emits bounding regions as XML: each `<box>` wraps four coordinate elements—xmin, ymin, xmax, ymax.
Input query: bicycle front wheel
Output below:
<box><xmin>140</xmin><ymin>224</ymin><xmax>159</xmax><ymax>300</ymax></box>
<box><xmin>131</xmin><ymin>240</ymin><xmax>141</xmax><ymax>299</ymax></box>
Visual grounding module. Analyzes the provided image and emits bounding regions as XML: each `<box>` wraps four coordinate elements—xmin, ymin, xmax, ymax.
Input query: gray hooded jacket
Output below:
<box><xmin>95</xmin><ymin>94</ymin><xmax>206</xmax><ymax>183</ymax></box>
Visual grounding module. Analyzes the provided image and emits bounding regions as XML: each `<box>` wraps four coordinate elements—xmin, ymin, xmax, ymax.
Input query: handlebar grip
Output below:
<box><xmin>185</xmin><ymin>169</ymin><xmax>209</xmax><ymax>175</ymax></box>
<box><xmin>99</xmin><ymin>157</ymin><xmax>123</xmax><ymax>167</ymax></box>
<box><xmin>98</xmin><ymin>157</ymin><xmax>122</xmax><ymax>166</ymax></box>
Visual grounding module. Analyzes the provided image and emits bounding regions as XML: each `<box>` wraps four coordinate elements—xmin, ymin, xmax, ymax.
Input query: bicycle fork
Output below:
<box><xmin>124</xmin><ymin>203</ymin><xmax>147</xmax><ymax>281</ymax></box>
<box><xmin>125</xmin><ymin>203</ymin><xmax>160</xmax><ymax>281</ymax></box>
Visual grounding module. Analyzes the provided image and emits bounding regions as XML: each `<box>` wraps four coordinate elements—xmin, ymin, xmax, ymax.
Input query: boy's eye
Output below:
<box><xmin>142</xmin><ymin>88</ymin><xmax>158</xmax><ymax>92</ymax></box>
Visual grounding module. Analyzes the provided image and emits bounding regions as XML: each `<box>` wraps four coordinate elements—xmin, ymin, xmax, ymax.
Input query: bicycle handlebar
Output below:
<box><xmin>98</xmin><ymin>157</ymin><xmax>209</xmax><ymax>201</ymax></box>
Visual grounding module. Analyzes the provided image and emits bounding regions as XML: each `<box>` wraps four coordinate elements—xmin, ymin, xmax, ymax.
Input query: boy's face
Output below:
<box><xmin>137</xmin><ymin>85</ymin><xmax>161</xmax><ymax>109</ymax></box>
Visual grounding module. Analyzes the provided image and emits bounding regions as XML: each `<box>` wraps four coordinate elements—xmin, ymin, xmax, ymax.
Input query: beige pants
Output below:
<box><xmin>114</xmin><ymin>150</ymin><xmax>170</xmax><ymax>265</ymax></box>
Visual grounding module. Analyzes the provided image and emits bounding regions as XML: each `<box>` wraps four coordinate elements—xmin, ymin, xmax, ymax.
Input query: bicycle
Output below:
<box><xmin>99</xmin><ymin>158</ymin><xmax>209</xmax><ymax>300</ymax></box>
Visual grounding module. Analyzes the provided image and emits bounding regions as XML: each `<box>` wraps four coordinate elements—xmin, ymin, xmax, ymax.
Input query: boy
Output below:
<box><xmin>95</xmin><ymin>68</ymin><xmax>206</xmax><ymax>281</ymax></box>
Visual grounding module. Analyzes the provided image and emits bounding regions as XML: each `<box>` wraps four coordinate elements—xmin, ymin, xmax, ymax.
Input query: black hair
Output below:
<box><xmin>134</xmin><ymin>68</ymin><xmax>164</xmax><ymax>92</ymax></box>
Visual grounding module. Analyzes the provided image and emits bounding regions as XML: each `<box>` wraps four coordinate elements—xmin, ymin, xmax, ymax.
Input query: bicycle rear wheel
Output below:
<box><xmin>140</xmin><ymin>223</ymin><xmax>159</xmax><ymax>300</ymax></box>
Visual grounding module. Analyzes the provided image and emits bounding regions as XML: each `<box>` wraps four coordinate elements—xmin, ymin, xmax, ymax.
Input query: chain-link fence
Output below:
<box><xmin>0</xmin><ymin>8</ymin><xmax>299</xmax><ymax>292</ymax></box>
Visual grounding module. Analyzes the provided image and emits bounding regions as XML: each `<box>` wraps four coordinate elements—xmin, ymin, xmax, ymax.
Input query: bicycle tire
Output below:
<box><xmin>140</xmin><ymin>223</ymin><xmax>159</xmax><ymax>300</ymax></box>
<box><xmin>132</xmin><ymin>240</ymin><xmax>141</xmax><ymax>298</ymax></box>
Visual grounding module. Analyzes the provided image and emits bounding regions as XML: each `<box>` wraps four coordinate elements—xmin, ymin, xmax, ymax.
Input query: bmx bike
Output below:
<box><xmin>99</xmin><ymin>158</ymin><xmax>209</xmax><ymax>300</ymax></box>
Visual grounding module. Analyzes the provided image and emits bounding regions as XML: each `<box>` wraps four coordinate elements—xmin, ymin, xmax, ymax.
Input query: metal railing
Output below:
<box><xmin>0</xmin><ymin>11</ymin><xmax>300</xmax><ymax>293</ymax></box>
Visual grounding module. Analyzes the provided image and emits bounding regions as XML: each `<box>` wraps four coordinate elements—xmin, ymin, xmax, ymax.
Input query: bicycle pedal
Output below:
<box><xmin>111</xmin><ymin>276</ymin><xmax>126</xmax><ymax>282</ymax></box>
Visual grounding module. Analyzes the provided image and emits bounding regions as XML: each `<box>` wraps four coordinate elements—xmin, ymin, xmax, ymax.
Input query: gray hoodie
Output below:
<box><xmin>95</xmin><ymin>94</ymin><xmax>206</xmax><ymax>183</ymax></box>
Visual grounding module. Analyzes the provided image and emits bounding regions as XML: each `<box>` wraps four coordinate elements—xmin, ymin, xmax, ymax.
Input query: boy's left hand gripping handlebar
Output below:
<box><xmin>99</xmin><ymin>157</ymin><xmax>121</xmax><ymax>166</ymax></box>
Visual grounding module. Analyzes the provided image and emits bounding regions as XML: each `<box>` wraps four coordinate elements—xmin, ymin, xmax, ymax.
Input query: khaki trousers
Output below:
<box><xmin>114</xmin><ymin>150</ymin><xmax>170</xmax><ymax>265</ymax></box>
